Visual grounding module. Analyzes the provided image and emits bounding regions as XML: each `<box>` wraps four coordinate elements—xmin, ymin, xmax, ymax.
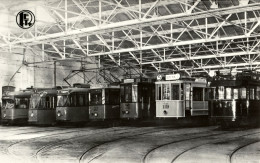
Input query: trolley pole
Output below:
<box><xmin>54</xmin><ymin>61</ymin><xmax>56</xmax><ymax>87</ymax></box>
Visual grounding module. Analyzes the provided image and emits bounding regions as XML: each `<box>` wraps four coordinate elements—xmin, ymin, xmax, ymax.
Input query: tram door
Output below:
<box><xmin>184</xmin><ymin>83</ymin><xmax>192</xmax><ymax>116</ymax></box>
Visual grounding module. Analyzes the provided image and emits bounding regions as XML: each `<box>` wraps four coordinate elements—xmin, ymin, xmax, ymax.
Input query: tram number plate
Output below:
<box><xmin>163</xmin><ymin>104</ymin><xmax>169</xmax><ymax>109</ymax></box>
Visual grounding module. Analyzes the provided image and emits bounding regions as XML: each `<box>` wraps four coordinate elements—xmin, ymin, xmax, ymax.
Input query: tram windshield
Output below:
<box><xmin>14</xmin><ymin>97</ymin><xmax>30</xmax><ymax>109</ymax></box>
<box><xmin>30</xmin><ymin>94</ymin><xmax>56</xmax><ymax>109</ymax></box>
<box><xmin>57</xmin><ymin>93</ymin><xmax>88</xmax><ymax>107</ymax></box>
<box><xmin>57</xmin><ymin>95</ymin><xmax>70</xmax><ymax>107</ymax></box>
<box><xmin>2</xmin><ymin>99</ymin><xmax>15</xmax><ymax>109</ymax></box>
<box><xmin>120</xmin><ymin>84</ymin><xmax>136</xmax><ymax>103</ymax></box>
<box><xmin>90</xmin><ymin>89</ymin><xmax>102</xmax><ymax>105</ymax></box>
<box><xmin>30</xmin><ymin>94</ymin><xmax>41</xmax><ymax>109</ymax></box>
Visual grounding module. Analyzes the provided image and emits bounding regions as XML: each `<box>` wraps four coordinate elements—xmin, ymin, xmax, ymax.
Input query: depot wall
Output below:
<box><xmin>0</xmin><ymin>49</ymin><xmax>97</xmax><ymax>100</ymax></box>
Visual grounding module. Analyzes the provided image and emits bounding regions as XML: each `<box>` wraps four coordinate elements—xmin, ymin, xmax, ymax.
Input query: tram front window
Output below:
<box><xmin>57</xmin><ymin>95</ymin><xmax>70</xmax><ymax>107</ymax></box>
<box><xmin>30</xmin><ymin>94</ymin><xmax>42</xmax><ymax>109</ymax></box>
<box><xmin>90</xmin><ymin>90</ymin><xmax>102</xmax><ymax>105</ymax></box>
<box><xmin>15</xmin><ymin>98</ymin><xmax>29</xmax><ymax>109</ymax></box>
<box><xmin>162</xmin><ymin>84</ymin><xmax>170</xmax><ymax>100</ymax></box>
<box><xmin>2</xmin><ymin>99</ymin><xmax>14</xmax><ymax>109</ymax></box>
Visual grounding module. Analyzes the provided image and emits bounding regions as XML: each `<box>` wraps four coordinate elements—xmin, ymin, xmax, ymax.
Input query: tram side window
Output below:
<box><xmin>239</xmin><ymin>88</ymin><xmax>247</xmax><ymax>99</ymax></box>
<box><xmin>249</xmin><ymin>88</ymin><xmax>255</xmax><ymax>100</ymax></box>
<box><xmin>256</xmin><ymin>87</ymin><xmax>260</xmax><ymax>100</ymax></box>
<box><xmin>233</xmin><ymin>88</ymin><xmax>239</xmax><ymax>99</ymax></box>
<box><xmin>205</xmin><ymin>88</ymin><xmax>214</xmax><ymax>100</ymax></box>
<box><xmin>151</xmin><ymin>85</ymin><xmax>155</xmax><ymax>102</ymax></box>
<box><xmin>217</xmin><ymin>86</ymin><xmax>224</xmax><ymax>100</ymax></box>
<box><xmin>156</xmin><ymin>84</ymin><xmax>162</xmax><ymax>100</ymax></box>
<box><xmin>142</xmin><ymin>86</ymin><xmax>149</xmax><ymax>103</ymax></box>
<box><xmin>132</xmin><ymin>85</ymin><xmax>137</xmax><ymax>102</ymax></box>
<box><xmin>225</xmin><ymin>88</ymin><xmax>232</xmax><ymax>100</ymax></box>
<box><xmin>193</xmin><ymin>87</ymin><xmax>203</xmax><ymax>101</ymax></box>
<box><xmin>171</xmin><ymin>84</ymin><xmax>179</xmax><ymax>100</ymax></box>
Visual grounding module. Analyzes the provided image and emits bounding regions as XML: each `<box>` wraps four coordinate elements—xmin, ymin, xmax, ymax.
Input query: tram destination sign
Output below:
<box><xmin>165</xmin><ymin>74</ymin><xmax>180</xmax><ymax>81</ymax></box>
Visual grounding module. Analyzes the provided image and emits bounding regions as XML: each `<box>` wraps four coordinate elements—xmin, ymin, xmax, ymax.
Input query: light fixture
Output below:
<box><xmin>210</xmin><ymin>1</ymin><xmax>218</xmax><ymax>9</ymax></box>
<box><xmin>239</xmin><ymin>0</ymin><xmax>249</xmax><ymax>6</ymax></box>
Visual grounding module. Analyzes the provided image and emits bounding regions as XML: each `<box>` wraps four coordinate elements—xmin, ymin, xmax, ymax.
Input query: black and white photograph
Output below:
<box><xmin>0</xmin><ymin>0</ymin><xmax>259</xmax><ymax>162</ymax></box>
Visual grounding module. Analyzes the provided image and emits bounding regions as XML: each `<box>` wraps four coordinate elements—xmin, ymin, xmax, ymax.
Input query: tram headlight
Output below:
<box><xmin>125</xmin><ymin>110</ymin><xmax>129</xmax><ymax>114</ymax></box>
<box><xmin>94</xmin><ymin>113</ymin><xmax>98</xmax><ymax>117</ymax></box>
<box><xmin>30</xmin><ymin>113</ymin><xmax>34</xmax><ymax>117</ymax></box>
<box><xmin>163</xmin><ymin>110</ymin><xmax>167</xmax><ymax>115</ymax></box>
<box><xmin>3</xmin><ymin>114</ymin><xmax>6</xmax><ymax>118</ymax></box>
<box><xmin>57</xmin><ymin>111</ymin><xmax>61</xmax><ymax>117</ymax></box>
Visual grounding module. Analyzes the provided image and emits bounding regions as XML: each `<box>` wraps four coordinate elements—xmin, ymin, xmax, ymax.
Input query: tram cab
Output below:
<box><xmin>209</xmin><ymin>70</ymin><xmax>260</xmax><ymax>127</ymax></box>
<box><xmin>155</xmin><ymin>73</ymin><xmax>211</xmax><ymax>118</ymax></box>
<box><xmin>120</xmin><ymin>78</ymin><xmax>155</xmax><ymax>119</ymax></box>
<box><xmin>56</xmin><ymin>83</ymin><xmax>90</xmax><ymax>124</ymax></box>
<box><xmin>1</xmin><ymin>88</ymin><xmax>33</xmax><ymax>125</ymax></box>
<box><xmin>89</xmin><ymin>84</ymin><xmax>120</xmax><ymax>120</ymax></box>
<box><xmin>28</xmin><ymin>89</ymin><xmax>58</xmax><ymax>125</ymax></box>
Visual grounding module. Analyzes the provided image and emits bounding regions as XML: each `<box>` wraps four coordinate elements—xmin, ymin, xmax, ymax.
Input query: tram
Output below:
<box><xmin>89</xmin><ymin>84</ymin><xmax>120</xmax><ymax>120</ymax></box>
<box><xmin>28</xmin><ymin>89</ymin><xmax>58</xmax><ymax>125</ymax></box>
<box><xmin>1</xmin><ymin>86</ymin><xmax>16</xmax><ymax>121</ymax></box>
<box><xmin>1</xmin><ymin>88</ymin><xmax>33</xmax><ymax>125</ymax></box>
<box><xmin>120</xmin><ymin>78</ymin><xmax>155</xmax><ymax>119</ymax></box>
<box><xmin>209</xmin><ymin>70</ymin><xmax>260</xmax><ymax>128</ymax></box>
<box><xmin>155</xmin><ymin>74</ymin><xmax>212</xmax><ymax>118</ymax></box>
<box><xmin>56</xmin><ymin>83</ymin><xmax>90</xmax><ymax>124</ymax></box>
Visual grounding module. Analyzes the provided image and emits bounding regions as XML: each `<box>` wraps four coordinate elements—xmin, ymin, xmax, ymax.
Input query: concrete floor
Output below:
<box><xmin>0</xmin><ymin>125</ymin><xmax>259</xmax><ymax>163</ymax></box>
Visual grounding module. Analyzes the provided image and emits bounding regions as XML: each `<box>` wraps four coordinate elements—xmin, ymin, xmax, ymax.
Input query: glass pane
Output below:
<box><xmin>233</xmin><ymin>88</ymin><xmax>238</xmax><ymax>99</ymax></box>
<box><xmin>2</xmin><ymin>99</ymin><xmax>14</xmax><ymax>109</ymax></box>
<box><xmin>90</xmin><ymin>90</ymin><xmax>102</xmax><ymax>105</ymax></box>
<box><xmin>125</xmin><ymin>85</ymin><xmax>132</xmax><ymax>102</ymax></box>
<box><xmin>78</xmin><ymin>94</ymin><xmax>84</xmax><ymax>106</ymax></box>
<box><xmin>109</xmin><ymin>89</ymin><xmax>120</xmax><ymax>105</ymax></box>
<box><xmin>185</xmin><ymin>84</ymin><xmax>191</xmax><ymax>100</ymax></box>
<box><xmin>162</xmin><ymin>84</ymin><xmax>170</xmax><ymax>100</ymax></box>
<box><xmin>120</xmin><ymin>86</ymin><xmax>124</xmax><ymax>102</ymax></box>
<box><xmin>240</xmin><ymin>88</ymin><xmax>246</xmax><ymax>99</ymax></box>
<box><xmin>205</xmin><ymin>88</ymin><xmax>214</xmax><ymax>100</ymax></box>
<box><xmin>156</xmin><ymin>84</ymin><xmax>162</xmax><ymax>100</ymax></box>
<box><xmin>171</xmin><ymin>84</ymin><xmax>179</xmax><ymax>100</ymax></box>
<box><xmin>132</xmin><ymin>85</ymin><xmax>137</xmax><ymax>102</ymax></box>
<box><xmin>250</xmin><ymin>88</ymin><xmax>255</xmax><ymax>100</ymax></box>
<box><xmin>15</xmin><ymin>98</ymin><xmax>29</xmax><ymax>109</ymax></box>
<box><xmin>225</xmin><ymin>88</ymin><xmax>232</xmax><ymax>99</ymax></box>
<box><xmin>193</xmin><ymin>87</ymin><xmax>203</xmax><ymax>101</ymax></box>
<box><xmin>256</xmin><ymin>86</ymin><xmax>260</xmax><ymax>100</ymax></box>
<box><xmin>57</xmin><ymin>95</ymin><xmax>69</xmax><ymax>107</ymax></box>
<box><xmin>218</xmin><ymin>86</ymin><xmax>224</xmax><ymax>99</ymax></box>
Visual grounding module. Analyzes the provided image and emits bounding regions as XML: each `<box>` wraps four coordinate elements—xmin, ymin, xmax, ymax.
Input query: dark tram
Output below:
<box><xmin>209</xmin><ymin>70</ymin><xmax>260</xmax><ymax>128</ymax></box>
<box><xmin>1</xmin><ymin>88</ymin><xmax>33</xmax><ymax>125</ymax></box>
<box><xmin>120</xmin><ymin>78</ymin><xmax>155</xmax><ymax>119</ymax></box>
<box><xmin>56</xmin><ymin>83</ymin><xmax>90</xmax><ymax>124</ymax></box>
<box><xmin>28</xmin><ymin>89</ymin><xmax>58</xmax><ymax>125</ymax></box>
<box><xmin>89</xmin><ymin>84</ymin><xmax>120</xmax><ymax>120</ymax></box>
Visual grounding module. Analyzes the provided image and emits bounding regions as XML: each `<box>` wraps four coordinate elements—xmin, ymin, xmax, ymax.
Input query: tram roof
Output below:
<box><xmin>58</xmin><ymin>87</ymin><xmax>89</xmax><ymax>94</ymax></box>
<box><xmin>2</xmin><ymin>90</ymin><xmax>33</xmax><ymax>99</ymax></box>
<box><xmin>210</xmin><ymin>79</ymin><xmax>260</xmax><ymax>87</ymax></box>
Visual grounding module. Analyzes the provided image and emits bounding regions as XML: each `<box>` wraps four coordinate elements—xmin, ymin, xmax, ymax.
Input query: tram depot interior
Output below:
<box><xmin>0</xmin><ymin>0</ymin><xmax>260</xmax><ymax>163</ymax></box>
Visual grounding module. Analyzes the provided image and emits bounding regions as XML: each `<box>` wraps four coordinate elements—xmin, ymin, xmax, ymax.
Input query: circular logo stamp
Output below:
<box><xmin>16</xmin><ymin>10</ymin><xmax>35</xmax><ymax>29</ymax></box>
